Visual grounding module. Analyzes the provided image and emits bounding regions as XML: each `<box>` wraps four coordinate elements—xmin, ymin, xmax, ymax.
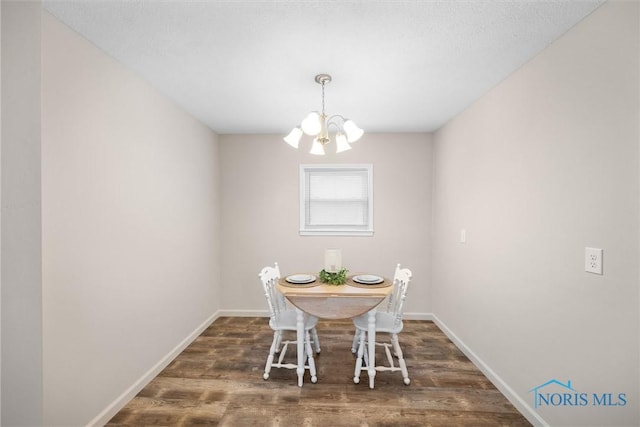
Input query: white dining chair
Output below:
<box><xmin>259</xmin><ymin>262</ymin><xmax>320</xmax><ymax>385</ymax></box>
<box><xmin>352</xmin><ymin>264</ymin><xmax>412</xmax><ymax>386</ymax></box>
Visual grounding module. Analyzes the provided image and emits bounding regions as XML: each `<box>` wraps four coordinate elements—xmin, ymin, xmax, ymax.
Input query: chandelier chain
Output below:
<box><xmin>321</xmin><ymin>80</ymin><xmax>326</xmax><ymax>116</ymax></box>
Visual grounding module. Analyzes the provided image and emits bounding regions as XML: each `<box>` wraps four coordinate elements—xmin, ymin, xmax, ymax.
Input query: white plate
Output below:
<box><xmin>353</xmin><ymin>275</ymin><xmax>384</xmax><ymax>284</ymax></box>
<box><xmin>286</xmin><ymin>274</ymin><xmax>316</xmax><ymax>284</ymax></box>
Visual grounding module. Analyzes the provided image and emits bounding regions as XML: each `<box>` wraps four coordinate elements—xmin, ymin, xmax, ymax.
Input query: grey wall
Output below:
<box><xmin>431</xmin><ymin>2</ymin><xmax>639</xmax><ymax>426</ymax></box>
<box><xmin>1</xmin><ymin>2</ymin><xmax>43</xmax><ymax>425</ymax></box>
<box><xmin>40</xmin><ymin>11</ymin><xmax>221</xmax><ymax>426</ymax></box>
<box><xmin>219</xmin><ymin>133</ymin><xmax>432</xmax><ymax>316</ymax></box>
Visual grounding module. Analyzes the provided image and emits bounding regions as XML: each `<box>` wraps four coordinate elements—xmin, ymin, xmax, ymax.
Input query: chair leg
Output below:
<box><xmin>353</xmin><ymin>330</ymin><xmax>367</xmax><ymax>384</ymax></box>
<box><xmin>275</xmin><ymin>329</ymin><xmax>283</xmax><ymax>353</ymax></box>
<box><xmin>305</xmin><ymin>330</ymin><xmax>317</xmax><ymax>383</ymax></box>
<box><xmin>311</xmin><ymin>327</ymin><xmax>321</xmax><ymax>353</ymax></box>
<box><xmin>351</xmin><ymin>329</ymin><xmax>361</xmax><ymax>353</ymax></box>
<box><xmin>391</xmin><ymin>333</ymin><xmax>410</xmax><ymax>385</ymax></box>
<box><xmin>263</xmin><ymin>331</ymin><xmax>280</xmax><ymax>380</ymax></box>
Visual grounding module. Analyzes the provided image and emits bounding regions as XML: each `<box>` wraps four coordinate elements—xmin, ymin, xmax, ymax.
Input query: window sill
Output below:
<box><xmin>299</xmin><ymin>230</ymin><xmax>374</xmax><ymax>237</ymax></box>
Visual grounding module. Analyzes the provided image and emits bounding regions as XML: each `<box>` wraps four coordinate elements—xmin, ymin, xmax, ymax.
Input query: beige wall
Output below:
<box><xmin>219</xmin><ymin>133</ymin><xmax>432</xmax><ymax>316</ymax></box>
<box><xmin>41</xmin><ymin>12</ymin><xmax>221</xmax><ymax>426</ymax></box>
<box><xmin>432</xmin><ymin>2</ymin><xmax>639</xmax><ymax>426</ymax></box>
<box><xmin>1</xmin><ymin>2</ymin><xmax>43</xmax><ymax>425</ymax></box>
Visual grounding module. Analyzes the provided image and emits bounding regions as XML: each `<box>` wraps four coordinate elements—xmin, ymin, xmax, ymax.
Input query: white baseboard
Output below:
<box><xmin>218</xmin><ymin>310</ymin><xmax>434</xmax><ymax>321</ymax></box>
<box><xmin>86</xmin><ymin>312</ymin><xmax>220</xmax><ymax>427</ymax></box>
<box><xmin>403</xmin><ymin>312</ymin><xmax>434</xmax><ymax>321</ymax></box>
<box><xmin>430</xmin><ymin>314</ymin><xmax>548</xmax><ymax>427</ymax></box>
<box><xmin>216</xmin><ymin>309</ymin><xmax>269</xmax><ymax>317</ymax></box>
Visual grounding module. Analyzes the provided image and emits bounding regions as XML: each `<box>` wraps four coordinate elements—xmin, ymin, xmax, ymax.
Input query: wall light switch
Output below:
<box><xmin>585</xmin><ymin>247</ymin><xmax>603</xmax><ymax>275</ymax></box>
<box><xmin>460</xmin><ymin>229</ymin><xmax>466</xmax><ymax>243</ymax></box>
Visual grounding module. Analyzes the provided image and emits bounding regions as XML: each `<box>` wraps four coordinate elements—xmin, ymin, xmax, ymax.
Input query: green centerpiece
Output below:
<box><xmin>319</xmin><ymin>268</ymin><xmax>348</xmax><ymax>285</ymax></box>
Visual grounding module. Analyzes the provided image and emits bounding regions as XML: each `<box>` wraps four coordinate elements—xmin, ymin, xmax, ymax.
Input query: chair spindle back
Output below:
<box><xmin>258</xmin><ymin>262</ymin><xmax>288</xmax><ymax>325</ymax></box>
<box><xmin>386</xmin><ymin>263</ymin><xmax>412</xmax><ymax>328</ymax></box>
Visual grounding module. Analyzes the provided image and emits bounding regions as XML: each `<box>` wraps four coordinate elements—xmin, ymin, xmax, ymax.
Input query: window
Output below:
<box><xmin>299</xmin><ymin>164</ymin><xmax>373</xmax><ymax>236</ymax></box>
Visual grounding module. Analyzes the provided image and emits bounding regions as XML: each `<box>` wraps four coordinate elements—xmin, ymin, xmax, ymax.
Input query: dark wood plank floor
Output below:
<box><xmin>107</xmin><ymin>317</ymin><xmax>531</xmax><ymax>426</ymax></box>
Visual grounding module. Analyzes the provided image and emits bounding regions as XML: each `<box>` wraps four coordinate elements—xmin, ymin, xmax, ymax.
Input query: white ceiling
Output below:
<box><xmin>43</xmin><ymin>0</ymin><xmax>604</xmax><ymax>135</ymax></box>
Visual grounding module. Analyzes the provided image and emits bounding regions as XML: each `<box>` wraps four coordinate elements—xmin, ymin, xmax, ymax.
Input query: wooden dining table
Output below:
<box><xmin>277</xmin><ymin>274</ymin><xmax>393</xmax><ymax>388</ymax></box>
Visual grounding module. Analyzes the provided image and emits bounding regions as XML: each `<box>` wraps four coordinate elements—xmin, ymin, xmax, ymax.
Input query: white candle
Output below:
<box><xmin>324</xmin><ymin>249</ymin><xmax>342</xmax><ymax>273</ymax></box>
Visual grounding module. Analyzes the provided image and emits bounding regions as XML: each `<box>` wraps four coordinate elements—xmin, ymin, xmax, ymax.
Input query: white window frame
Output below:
<box><xmin>299</xmin><ymin>164</ymin><xmax>374</xmax><ymax>236</ymax></box>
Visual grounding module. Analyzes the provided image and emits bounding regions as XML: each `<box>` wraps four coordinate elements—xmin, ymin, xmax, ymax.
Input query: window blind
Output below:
<box><xmin>300</xmin><ymin>165</ymin><xmax>373</xmax><ymax>236</ymax></box>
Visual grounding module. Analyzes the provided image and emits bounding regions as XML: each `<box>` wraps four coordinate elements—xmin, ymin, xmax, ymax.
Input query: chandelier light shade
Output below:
<box><xmin>283</xmin><ymin>127</ymin><xmax>303</xmax><ymax>148</ymax></box>
<box><xmin>284</xmin><ymin>74</ymin><xmax>363</xmax><ymax>155</ymax></box>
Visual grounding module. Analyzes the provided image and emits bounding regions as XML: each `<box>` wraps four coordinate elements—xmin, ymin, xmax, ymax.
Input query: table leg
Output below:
<box><xmin>295</xmin><ymin>308</ymin><xmax>305</xmax><ymax>387</ymax></box>
<box><xmin>367</xmin><ymin>308</ymin><xmax>376</xmax><ymax>389</ymax></box>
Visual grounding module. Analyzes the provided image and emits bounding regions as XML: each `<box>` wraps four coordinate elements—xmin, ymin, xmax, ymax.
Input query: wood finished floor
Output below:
<box><xmin>107</xmin><ymin>317</ymin><xmax>531</xmax><ymax>426</ymax></box>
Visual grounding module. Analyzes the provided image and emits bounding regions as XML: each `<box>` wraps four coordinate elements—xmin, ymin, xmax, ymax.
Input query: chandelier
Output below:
<box><xmin>284</xmin><ymin>74</ymin><xmax>364</xmax><ymax>155</ymax></box>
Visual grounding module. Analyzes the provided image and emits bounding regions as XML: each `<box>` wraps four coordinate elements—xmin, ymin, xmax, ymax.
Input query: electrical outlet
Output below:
<box><xmin>585</xmin><ymin>247</ymin><xmax>603</xmax><ymax>275</ymax></box>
